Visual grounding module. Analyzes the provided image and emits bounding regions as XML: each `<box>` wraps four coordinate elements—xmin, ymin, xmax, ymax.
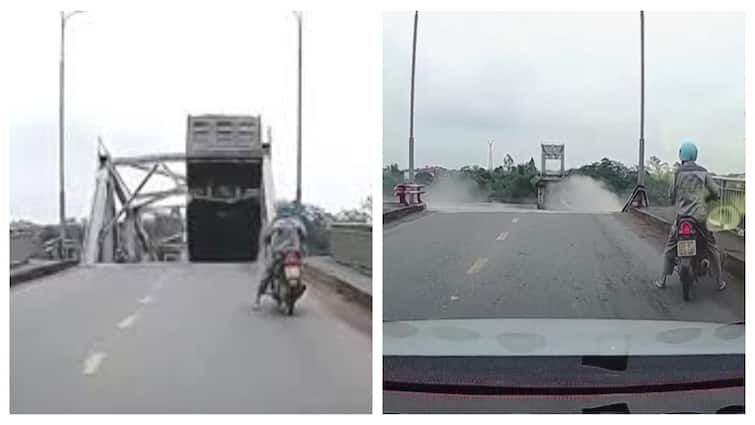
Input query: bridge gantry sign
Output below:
<box><xmin>541</xmin><ymin>143</ymin><xmax>565</xmax><ymax>178</ymax></box>
<box><xmin>535</xmin><ymin>143</ymin><xmax>566</xmax><ymax>209</ymax></box>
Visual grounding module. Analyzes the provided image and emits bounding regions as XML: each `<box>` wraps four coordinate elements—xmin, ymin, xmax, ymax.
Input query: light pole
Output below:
<box><xmin>293</xmin><ymin>11</ymin><xmax>303</xmax><ymax>204</ymax></box>
<box><xmin>408</xmin><ymin>11</ymin><xmax>418</xmax><ymax>183</ymax></box>
<box><xmin>638</xmin><ymin>10</ymin><xmax>645</xmax><ymax>186</ymax></box>
<box><xmin>488</xmin><ymin>140</ymin><xmax>494</xmax><ymax>171</ymax></box>
<box><xmin>59</xmin><ymin>10</ymin><xmax>85</xmax><ymax>257</ymax></box>
<box><xmin>622</xmin><ymin>10</ymin><xmax>649</xmax><ymax>211</ymax></box>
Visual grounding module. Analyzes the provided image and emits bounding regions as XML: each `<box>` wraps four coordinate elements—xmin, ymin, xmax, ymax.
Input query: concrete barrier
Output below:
<box><xmin>383</xmin><ymin>203</ymin><xmax>426</xmax><ymax>224</ymax></box>
<box><xmin>10</xmin><ymin>260</ymin><xmax>79</xmax><ymax>286</ymax></box>
<box><xmin>329</xmin><ymin>223</ymin><xmax>371</xmax><ymax>272</ymax></box>
<box><xmin>304</xmin><ymin>256</ymin><xmax>371</xmax><ymax>309</ymax></box>
<box><xmin>10</xmin><ymin>229</ymin><xmax>36</xmax><ymax>265</ymax></box>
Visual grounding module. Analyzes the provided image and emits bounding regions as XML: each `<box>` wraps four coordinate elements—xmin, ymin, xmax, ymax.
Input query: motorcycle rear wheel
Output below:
<box><xmin>679</xmin><ymin>258</ymin><xmax>693</xmax><ymax>302</ymax></box>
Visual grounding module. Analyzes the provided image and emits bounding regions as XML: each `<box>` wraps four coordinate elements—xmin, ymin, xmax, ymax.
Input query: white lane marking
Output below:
<box><xmin>83</xmin><ymin>352</ymin><xmax>107</xmax><ymax>376</ymax></box>
<box><xmin>117</xmin><ymin>313</ymin><xmax>139</xmax><ymax>329</ymax></box>
<box><xmin>496</xmin><ymin>231</ymin><xmax>509</xmax><ymax>241</ymax></box>
<box><xmin>512</xmin><ymin>217</ymin><xmax>520</xmax><ymax>224</ymax></box>
<box><xmin>466</xmin><ymin>258</ymin><xmax>489</xmax><ymax>274</ymax></box>
<box><xmin>450</xmin><ymin>295</ymin><xmax>460</xmax><ymax>301</ymax></box>
<box><xmin>138</xmin><ymin>295</ymin><xmax>154</xmax><ymax>304</ymax></box>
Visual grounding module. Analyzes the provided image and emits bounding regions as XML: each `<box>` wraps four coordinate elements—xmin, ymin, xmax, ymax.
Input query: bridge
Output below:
<box><xmin>11</xmin><ymin>116</ymin><xmax>371</xmax><ymax>413</ymax></box>
<box><xmin>385</xmin><ymin>8</ymin><xmax>744</xmax><ymax>328</ymax></box>
<box><xmin>386</xmin><ymin>133</ymin><xmax>745</xmax><ymax>325</ymax></box>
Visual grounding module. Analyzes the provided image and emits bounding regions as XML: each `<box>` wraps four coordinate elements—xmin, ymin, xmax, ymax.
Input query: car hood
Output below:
<box><xmin>384</xmin><ymin>318</ymin><xmax>744</xmax><ymax>356</ymax></box>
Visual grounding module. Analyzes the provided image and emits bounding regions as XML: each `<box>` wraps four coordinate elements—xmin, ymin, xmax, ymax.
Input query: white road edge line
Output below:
<box><xmin>512</xmin><ymin>217</ymin><xmax>520</xmax><ymax>223</ymax></box>
<box><xmin>117</xmin><ymin>313</ymin><xmax>139</xmax><ymax>329</ymax></box>
<box><xmin>83</xmin><ymin>352</ymin><xmax>107</xmax><ymax>376</ymax></box>
<box><xmin>496</xmin><ymin>231</ymin><xmax>509</xmax><ymax>241</ymax></box>
<box><xmin>466</xmin><ymin>258</ymin><xmax>489</xmax><ymax>274</ymax></box>
<box><xmin>139</xmin><ymin>295</ymin><xmax>154</xmax><ymax>304</ymax></box>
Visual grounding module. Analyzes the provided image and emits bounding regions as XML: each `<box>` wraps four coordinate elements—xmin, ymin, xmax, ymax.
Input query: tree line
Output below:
<box><xmin>383</xmin><ymin>154</ymin><xmax>675</xmax><ymax>206</ymax></box>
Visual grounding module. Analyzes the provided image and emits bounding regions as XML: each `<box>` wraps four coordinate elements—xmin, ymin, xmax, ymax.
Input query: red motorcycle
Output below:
<box><xmin>271</xmin><ymin>249</ymin><xmax>306</xmax><ymax>315</ymax></box>
<box><xmin>674</xmin><ymin>217</ymin><xmax>712</xmax><ymax>302</ymax></box>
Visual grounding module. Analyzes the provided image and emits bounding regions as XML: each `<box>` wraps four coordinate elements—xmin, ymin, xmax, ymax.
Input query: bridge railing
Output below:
<box><xmin>43</xmin><ymin>237</ymin><xmax>81</xmax><ymax>261</ymax></box>
<box><xmin>709</xmin><ymin>176</ymin><xmax>745</xmax><ymax>236</ymax></box>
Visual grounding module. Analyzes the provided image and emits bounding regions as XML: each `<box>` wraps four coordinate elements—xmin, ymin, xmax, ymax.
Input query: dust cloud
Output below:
<box><xmin>423</xmin><ymin>175</ymin><xmax>488</xmax><ymax>204</ymax></box>
<box><xmin>544</xmin><ymin>175</ymin><xmax>623</xmax><ymax>211</ymax></box>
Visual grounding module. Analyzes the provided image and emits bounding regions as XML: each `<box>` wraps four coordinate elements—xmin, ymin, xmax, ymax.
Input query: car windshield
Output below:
<box><xmin>383</xmin><ymin>11</ymin><xmax>745</xmax><ymax>351</ymax></box>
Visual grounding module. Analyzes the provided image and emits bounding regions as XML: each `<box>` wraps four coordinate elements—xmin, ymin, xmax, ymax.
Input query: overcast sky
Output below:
<box><xmin>9</xmin><ymin>9</ymin><xmax>374</xmax><ymax>223</ymax></box>
<box><xmin>384</xmin><ymin>11</ymin><xmax>745</xmax><ymax>174</ymax></box>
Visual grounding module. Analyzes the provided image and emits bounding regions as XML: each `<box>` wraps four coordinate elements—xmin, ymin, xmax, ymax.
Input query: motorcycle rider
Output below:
<box><xmin>655</xmin><ymin>140</ymin><xmax>726</xmax><ymax>291</ymax></box>
<box><xmin>254</xmin><ymin>206</ymin><xmax>308</xmax><ymax>308</ymax></box>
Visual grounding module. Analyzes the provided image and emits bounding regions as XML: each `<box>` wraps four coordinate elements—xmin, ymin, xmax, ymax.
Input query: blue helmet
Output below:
<box><xmin>679</xmin><ymin>140</ymin><xmax>698</xmax><ymax>162</ymax></box>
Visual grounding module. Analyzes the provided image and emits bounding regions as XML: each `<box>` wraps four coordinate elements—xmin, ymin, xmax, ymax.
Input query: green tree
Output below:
<box><xmin>503</xmin><ymin>154</ymin><xmax>514</xmax><ymax>172</ymax></box>
<box><xmin>415</xmin><ymin>170</ymin><xmax>434</xmax><ymax>185</ymax></box>
<box><xmin>526</xmin><ymin>158</ymin><xmax>538</xmax><ymax>176</ymax></box>
<box><xmin>647</xmin><ymin>155</ymin><xmax>670</xmax><ymax>180</ymax></box>
<box><xmin>275</xmin><ymin>200</ymin><xmax>333</xmax><ymax>255</ymax></box>
<box><xmin>383</xmin><ymin>164</ymin><xmax>405</xmax><ymax>197</ymax></box>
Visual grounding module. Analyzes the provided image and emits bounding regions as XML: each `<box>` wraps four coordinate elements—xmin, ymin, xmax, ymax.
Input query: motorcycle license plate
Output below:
<box><xmin>677</xmin><ymin>240</ymin><xmax>697</xmax><ymax>257</ymax></box>
<box><xmin>284</xmin><ymin>266</ymin><xmax>301</xmax><ymax>281</ymax></box>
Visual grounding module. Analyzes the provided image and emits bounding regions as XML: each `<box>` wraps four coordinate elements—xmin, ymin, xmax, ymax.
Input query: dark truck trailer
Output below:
<box><xmin>186</xmin><ymin>115</ymin><xmax>267</xmax><ymax>262</ymax></box>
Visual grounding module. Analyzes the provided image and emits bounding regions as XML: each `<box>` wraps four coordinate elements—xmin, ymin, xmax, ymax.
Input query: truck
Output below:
<box><xmin>186</xmin><ymin>114</ymin><xmax>275</xmax><ymax>262</ymax></box>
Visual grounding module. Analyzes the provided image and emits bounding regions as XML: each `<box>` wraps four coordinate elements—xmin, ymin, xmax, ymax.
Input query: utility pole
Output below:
<box><xmin>294</xmin><ymin>11</ymin><xmax>303</xmax><ymax>204</ymax></box>
<box><xmin>408</xmin><ymin>11</ymin><xmax>418</xmax><ymax>183</ymax></box>
<box><xmin>638</xmin><ymin>10</ymin><xmax>645</xmax><ymax>186</ymax></box>
<box><xmin>622</xmin><ymin>10</ymin><xmax>649</xmax><ymax>211</ymax></box>
<box><xmin>488</xmin><ymin>140</ymin><xmax>494</xmax><ymax>171</ymax></box>
<box><xmin>59</xmin><ymin>10</ymin><xmax>85</xmax><ymax>258</ymax></box>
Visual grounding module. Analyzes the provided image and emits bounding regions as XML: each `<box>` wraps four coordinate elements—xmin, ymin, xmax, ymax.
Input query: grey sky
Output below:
<box><xmin>383</xmin><ymin>11</ymin><xmax>745</xmax><ymax>174</ymax></box>
<box><xmin>9</xmin><ymin>9</ymin><xmax>373</xmax><ymax>223</ymax></box>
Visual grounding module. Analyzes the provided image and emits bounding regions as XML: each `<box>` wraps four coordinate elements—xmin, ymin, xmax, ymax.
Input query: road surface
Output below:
<box><xmin>11</xmin><ymin>262</ymin><xmax>371</xmax><ymax>413</ymax></box>
<box><xmin>384</xmin><ymin>203</ymin><xmax>744</xmax><ymax>323</ymax></box>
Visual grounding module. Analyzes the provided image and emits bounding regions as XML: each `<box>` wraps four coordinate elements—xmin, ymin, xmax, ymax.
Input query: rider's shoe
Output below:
<box><xmin>716</xmin><ymin>280</ymin><xmax>727</xmax><ymax>291</ymax></box>
<box><xmin>654</xmin><ymin>278</ymin><xmax>666</xmax><ymax>289</ymax></box>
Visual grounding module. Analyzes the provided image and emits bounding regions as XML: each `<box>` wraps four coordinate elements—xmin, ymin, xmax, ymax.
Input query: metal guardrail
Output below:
<box><xmin>43</xmin><ymin>237</ymin><xmax>81</xmax><ymax>261</ymax></box>
<box><xmin>709</xmin><ymin>176</ymin><xmax>745</xmax><ymax>236</ymax></box>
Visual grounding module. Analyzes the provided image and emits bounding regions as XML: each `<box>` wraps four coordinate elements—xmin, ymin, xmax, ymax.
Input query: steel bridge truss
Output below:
<box><xmin>82</xmin><ymin>138</ymin><xmax>188</xmax><ymax>264</ymax></box>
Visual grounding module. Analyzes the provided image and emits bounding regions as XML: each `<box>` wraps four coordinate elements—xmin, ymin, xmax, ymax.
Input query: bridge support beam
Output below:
<box><xmin>121</xmin><ymin>212</ymin><xmax>140</xmax><ymax>262</ymax></box>
<box><xmin>83</xmin><ymin>139</ymin><xmax>180</xmax><ymax>264</ymax></box>
<box><xmin>83</xmin><ymin>163</ymin><xmax>116</xmax><ymax>264</ymax></box>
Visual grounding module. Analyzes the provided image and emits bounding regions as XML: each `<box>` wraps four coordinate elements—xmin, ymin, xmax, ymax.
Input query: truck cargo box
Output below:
<box><xmin>187</xmin><ymin>115</ymin><xmax>263</xmax><ymax>159</ymax></box>
<box><xmin>186</xmin><ymin>114</ymin><xmax>265</xmax><ymax>262</ymax></box>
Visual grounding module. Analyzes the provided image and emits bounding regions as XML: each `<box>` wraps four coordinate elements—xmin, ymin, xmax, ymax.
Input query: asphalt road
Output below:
<box><xmin>11</xmin><ymin>262</ymin><xmax>371</xmax><ymax>413</ymax></box>
<box><xmin>384</xmin><ymin>203</ymin><xmax>744</xmax><ymax>323</ymax></box>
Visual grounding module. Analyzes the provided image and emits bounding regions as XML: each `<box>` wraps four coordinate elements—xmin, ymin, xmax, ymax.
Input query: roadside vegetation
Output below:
<box><xmin>383</xmin><ymin>154</ymin><xmax>675</xmax><ymax>206</ymax></box>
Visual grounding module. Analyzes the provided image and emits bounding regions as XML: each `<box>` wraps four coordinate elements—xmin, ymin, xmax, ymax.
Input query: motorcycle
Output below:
<box><xmin>270</xmin><ymin>248</ymin><xmax>306</xmax><ymax>315</ymax></box>
<box><xmin>674</xmin><ymin>216</ymin><xmax>712</xmax><ymax>302</ymax></box>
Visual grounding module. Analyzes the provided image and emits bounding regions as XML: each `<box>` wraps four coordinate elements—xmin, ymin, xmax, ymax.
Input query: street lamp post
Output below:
<box><xmin>638</xmin><ymin>10</ymin><xmax>645</xmax><ymax>186</ymax></box>
<box><xmin>59</xmin><ymin>10</ymin><xmax>85</xmax><ymax>258</ymax></box>
<box><xmin>293</xmin><ymin>11</ymin><xmax>303</xmax><ymax>204</ymax></box>
<box><xmin>408</xmin><ymin>11</ymin><xmax>418</xmax><ymax>183</ymax></box>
